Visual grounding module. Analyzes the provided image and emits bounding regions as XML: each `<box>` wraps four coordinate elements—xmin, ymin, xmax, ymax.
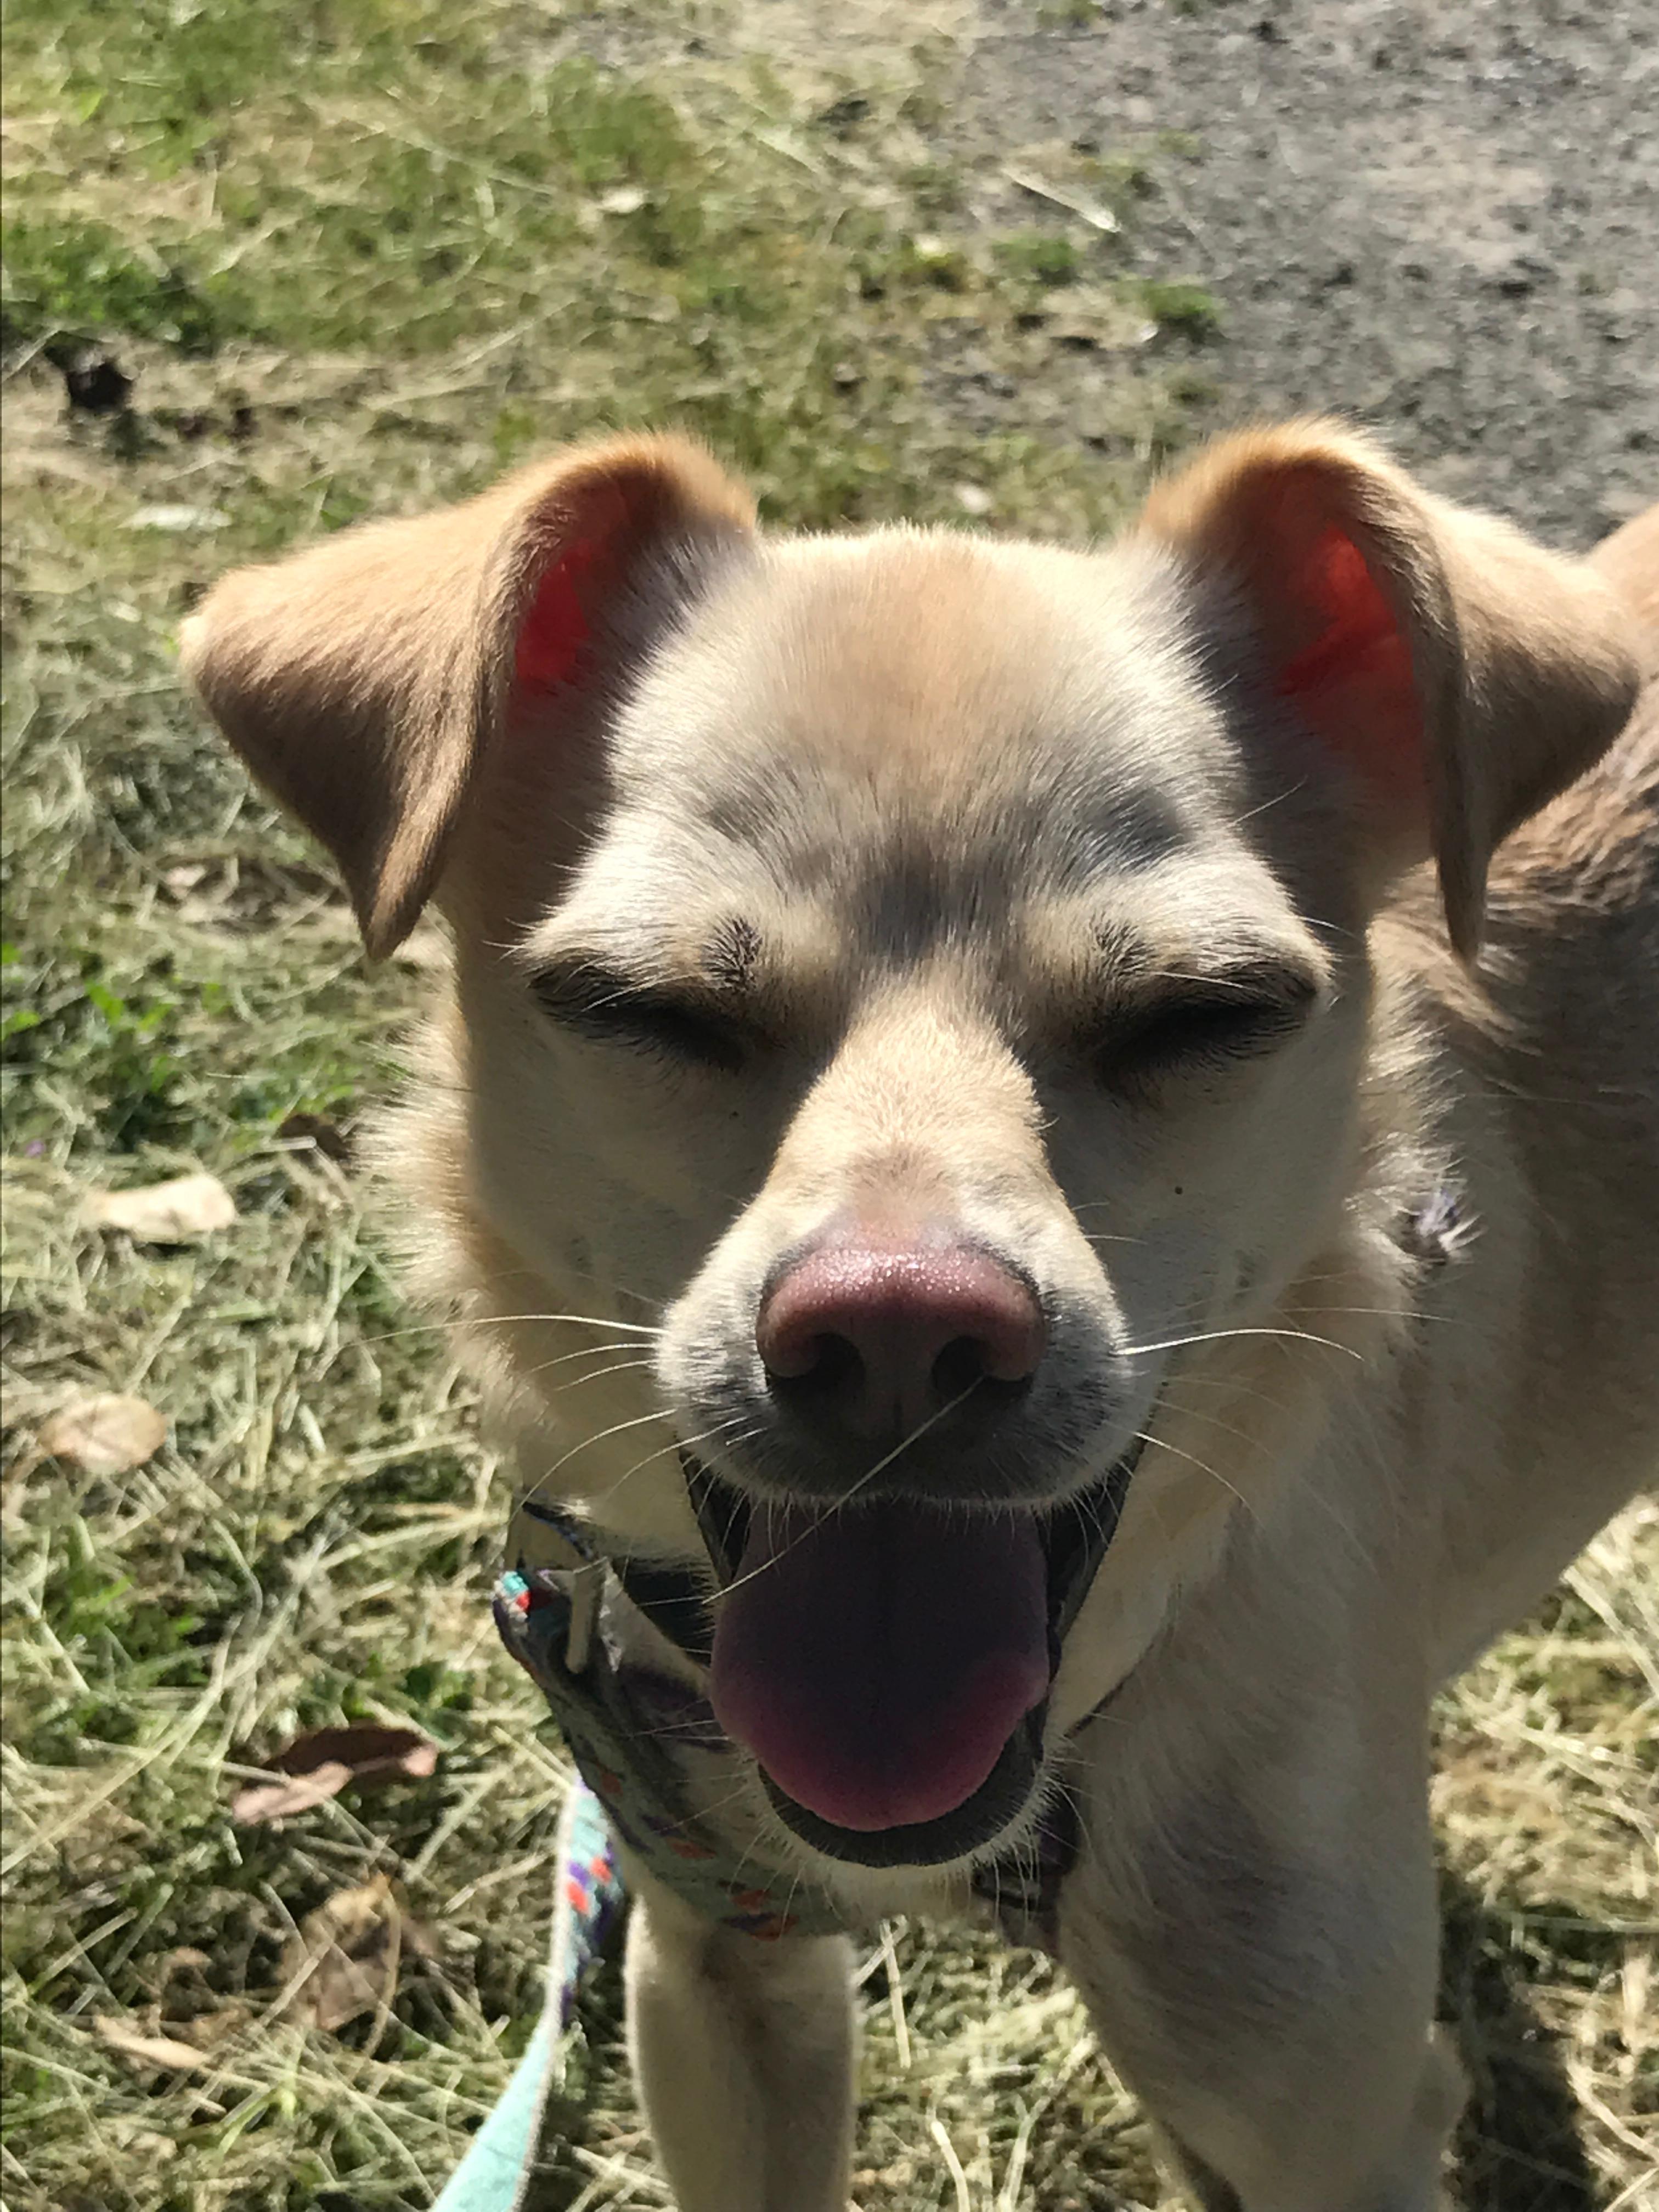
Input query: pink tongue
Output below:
<box><xmin>708</xmin><ymin>1501</ymin><xmax>1051</xmax><ymax>1833</ymax></box>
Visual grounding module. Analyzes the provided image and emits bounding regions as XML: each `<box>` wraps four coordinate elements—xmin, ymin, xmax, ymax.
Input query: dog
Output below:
<box><xmin>183</xmin><ymin>422</ymin><xmax>1657</xmax><ymax>2212</ymax></box>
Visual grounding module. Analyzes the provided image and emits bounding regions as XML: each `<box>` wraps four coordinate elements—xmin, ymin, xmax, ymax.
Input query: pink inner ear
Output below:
<box><xmin>1276</xmin><ymin>523</ymin><xmax>1425</xmax><ymax>812</ymax></box>
<box><xmin>1279</xmin><ymin>525</ymin><xmax>1398</xmax><ymax>694</ymax></box>
<box><xmin>514</xmin><ymin>537</ymin><xmax>601</xmax><ymax>693</ymax></box>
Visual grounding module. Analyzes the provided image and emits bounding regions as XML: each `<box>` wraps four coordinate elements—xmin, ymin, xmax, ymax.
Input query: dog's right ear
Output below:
<box><xmin>181</xmin><ymin>436</ymin><xmax>755</xmax><ymax>956</ymax></box>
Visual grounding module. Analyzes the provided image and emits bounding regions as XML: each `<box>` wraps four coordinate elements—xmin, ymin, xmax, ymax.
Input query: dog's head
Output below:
<box><xmin>184</xmin><ymin>426</ymin><xmax>1637</xmax><ymax>1878</ymax></box>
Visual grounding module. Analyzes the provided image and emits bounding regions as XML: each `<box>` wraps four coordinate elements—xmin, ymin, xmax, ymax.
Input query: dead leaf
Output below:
<box><xmin>94</xmin><ymin>2015</ymin><xmax>206</xmax><ymax>2072</ymax></box>
<box><xmin>270</xmin><ymin>1724</ymin><xmax>439</xmax><ymax>1782</ymax></box>
<box><xmin>229</xmin><ymin>1724</ymin><xmax>438</xmax><ymax>1825</ymax></box>
<box><xmin>280</xmin><ymin>1874</ymin><xmax>437</xmax><ymax>2033</ymax></box>
<box><xmin>127</xmin><ymin>503</ymin><xmax>230</xmax><ymax>533</ymax></box>
<box><xmin>1003</xmin><ymin>163</ymin><xmax>1118</xmax><ymax>232</ymax></box>
<box><xmin>230</xmin><ymin>1761</ymin><xmax>356</xmax><ymax>1825</ymax></box>
<box><xmin>36</xmin><ymin>1394</ymin><xmax>167</xmax><ymax>1477</ymax></box>
<box><xmin>85</xmin><ymin>1171</ymin><xmax>237</xmax><ymax>1242</ymax></box>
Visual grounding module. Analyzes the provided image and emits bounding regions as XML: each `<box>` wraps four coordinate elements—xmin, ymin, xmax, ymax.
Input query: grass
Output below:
<box><xmin>1</xmin><ymin>2</ymin><xmax>1655</xmax><ymax>2208</ymax></box>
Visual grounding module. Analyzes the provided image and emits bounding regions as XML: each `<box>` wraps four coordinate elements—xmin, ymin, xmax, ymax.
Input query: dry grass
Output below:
<box><xmin>2</xmin><ymin>3</ymin><xmax>1655</xmax><ymax>2209</ymax></box>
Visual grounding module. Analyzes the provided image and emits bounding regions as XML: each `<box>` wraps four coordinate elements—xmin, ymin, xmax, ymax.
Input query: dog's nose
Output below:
<box><xmin>757</xmin><ymin>1235</ymin><xmax>1046</xmax><ymax>1443</ymax></box>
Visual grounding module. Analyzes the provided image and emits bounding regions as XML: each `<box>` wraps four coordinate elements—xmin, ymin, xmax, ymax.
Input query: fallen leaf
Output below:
<box><xmin>230</xmin><ymin>1760</ymin><xmax>356</xmax><ymax>1825</ymax></box>
<box><xmin>94</xmin><ymin>2015</ymin><xmax>206</xmax><ymax>2072</ymax></box>
<box><xmin>36</xmin><ymin>1394</ymin><xmax>167</xmax><ymax>1477</ymax></box>
<box><xmin>272</xmin><ymin>1724</ymin><xmax>439</xmax><ymax>1781</ymax></box>
<box><xmin>280</xmin><ymin>1875</ymin><xmax>437</xmax><ymax>2033</ymax></box>
<box><xmin>596</xmin><ymin>184</ymin><xmax>647</xmax><ymax>215</ymax></box>
<box><xmin>85</xmin><ymin>1172</ymin><xmax>237</xmax><ymax>1242</ymax></box>
<box><xmin>127</xmin><ymin>503</ymin><xmax>229</xmax><ymax>533</ymax></box>
<box><xmin>229</xmin><ymin>1724</ymin><xmax>438</xmax><ymax>1825</ymax></box>
<box><xmin>1003</xmin><ymin>163</ymin><xmax>1118</xmax><ymax>232</ymax></box>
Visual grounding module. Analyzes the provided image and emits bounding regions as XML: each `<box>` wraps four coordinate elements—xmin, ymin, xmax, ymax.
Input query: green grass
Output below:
<box><xmin>2</xmin><ymin>3</ymin><xmax>1655</xmax><ymax>2209</ymax></box>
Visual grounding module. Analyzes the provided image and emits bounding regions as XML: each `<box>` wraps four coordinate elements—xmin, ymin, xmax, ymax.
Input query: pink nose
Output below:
<box><xmin>757</xmin><ymin>1234</ymin><xmax>1046</xmax><ymax>1443</ymax></box>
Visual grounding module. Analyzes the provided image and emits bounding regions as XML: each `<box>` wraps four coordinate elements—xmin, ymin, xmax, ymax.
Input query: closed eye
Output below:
<box><xmin>533</xmin><ymin>964</ymin><xmax>755</xmax><ymax>1073</ymax></box>
<box><xmin>1092</xmin><ymin>967</ymin><xmax>1321</xmax><ymax>1087</ymax></box>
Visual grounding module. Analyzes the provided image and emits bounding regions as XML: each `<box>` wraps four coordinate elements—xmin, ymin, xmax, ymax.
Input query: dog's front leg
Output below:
<box><xmin>624</xmin><ymin>1866</ymin><xmax>857</xmax><ymax>2212</ymax></box>
<box><xmin>1059</xmin><ymin>1782</ymin><xmax>1464</xmax><ymax>2212</ymax></box>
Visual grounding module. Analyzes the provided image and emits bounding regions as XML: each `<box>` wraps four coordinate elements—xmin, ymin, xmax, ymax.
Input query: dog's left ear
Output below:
<box><xmin>1139</xmin><ymin>421</ymin><xmax>1641</xmax><ymax>955</ymax></box>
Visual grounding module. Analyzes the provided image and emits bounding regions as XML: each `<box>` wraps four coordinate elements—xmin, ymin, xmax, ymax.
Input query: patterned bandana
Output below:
<box><xmin>494</xmin><ymin>1508</ymin><xmax>849</xmax><ymax>1940</ymax></box>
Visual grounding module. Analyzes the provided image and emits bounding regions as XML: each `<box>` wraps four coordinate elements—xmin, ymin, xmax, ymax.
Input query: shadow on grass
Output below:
<box><xmin>1440</xmin><ymin>1869</ymin><xmax>1611</xmax><ymax>2212</ymax></box>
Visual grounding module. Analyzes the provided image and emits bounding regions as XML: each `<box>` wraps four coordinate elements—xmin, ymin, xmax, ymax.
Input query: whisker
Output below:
<box><xmin>538</xmin><ymin>1357</ymin><xmax>658</xmax><ymax>1396</ymax></box>
<box><xmin>714</xmin><ymin>1382</ymin><xmax>983</xmax><ymax>1601</ymax></box>
<box><xmin>1148</xmin><ymin>1402</ymin><xmax>1367</xmax><ymax>1555</ymax></box>
<box><xmin>1293</xmin><ymin>1304</ymin><xmax>1457</xmax><ymax>1326</ymax></box>
<box><xmin>1124</xmin><ymin>1323</ymin><xmax>1362</xmax><ymax>1362</ymax></box>
<box><xmin>484</xmin><ymin>1310</ymin><xmax>662</xmax><ymax>1336</ymax></box>
<box><xmin>584</xmin><ymin>1419</ymin><xmax>761</xmax><ymax>1510</ymax></box>
<box><xmin>317</xmin><ymin>1308</ymin><xmax>662</xmax><ymax>1363</ymax></box>
<box><xmin>520</xmin><ymin>1341</ymin><xmax>661</xmax><ymax>1381</ymax></box>
<box><xmin>1134</xmin><ymin>1429</ymin><xmax>1258</xmax><ymax>1524</ymax></box>
<box><xmin>538</xmin><ymin>1406</ymin><xmax>674</xmax><ymax>1485</ymax></box>
<box><xmin>1152</xmin><ymin>1392</ymin><xmax>1271</xmax><ymax>1452</ymax></box>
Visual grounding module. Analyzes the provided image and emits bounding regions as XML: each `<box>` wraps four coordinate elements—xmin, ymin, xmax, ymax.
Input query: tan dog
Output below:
<box><xmin>183</xmin><ymin>425</ymin><xmax>1657</xmax><ymax>2212</ymax></box>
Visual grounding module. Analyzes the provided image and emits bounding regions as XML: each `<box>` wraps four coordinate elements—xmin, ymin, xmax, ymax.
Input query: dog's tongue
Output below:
<box><xmin>708</xmin><ymin>1501</ymin><xmax>1050</xmax><ymax>1833</ymax></box>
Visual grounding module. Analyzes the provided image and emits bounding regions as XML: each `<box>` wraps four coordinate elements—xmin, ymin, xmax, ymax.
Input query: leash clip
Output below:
<box><xmin>514</xmin><ymin>1496</ymin><xmax>608</xmax><ymax>1676</ymax></box>
<box><xmin>564</xmin><ymin>1561</ymin><xmax>603</xmax><ymax>1675</ymax></box>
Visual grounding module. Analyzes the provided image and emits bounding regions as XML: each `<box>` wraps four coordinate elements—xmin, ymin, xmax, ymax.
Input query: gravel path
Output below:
<box><xmin>964</xmin><ymin>0</ymin><xmax>1659</xmax><ymax>544</ymax></box>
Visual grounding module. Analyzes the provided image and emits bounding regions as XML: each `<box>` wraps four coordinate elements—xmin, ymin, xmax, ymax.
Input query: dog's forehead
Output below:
<box><xmin>617</xmin><ymin>526</ymin><xmax>1231</xmax><ymax>867</ymax></box>
<box><xmin>555</xmin><ymin>526</ymin><xmax>1295</xmax><ymax>967</ymax></box>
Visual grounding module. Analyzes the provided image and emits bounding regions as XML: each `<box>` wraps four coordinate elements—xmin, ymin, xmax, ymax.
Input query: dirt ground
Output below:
<box><xmin>953</xmin><ymin>0</ymin><xmax>1659</xmax><ymax>543</ymax></box>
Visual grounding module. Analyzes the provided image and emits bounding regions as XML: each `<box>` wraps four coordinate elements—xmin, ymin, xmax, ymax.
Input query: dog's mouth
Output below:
<box><xmin>697</xmin><ymin>1458</ymin><xmax>1135</xmax><ymax>1869</ymax></box>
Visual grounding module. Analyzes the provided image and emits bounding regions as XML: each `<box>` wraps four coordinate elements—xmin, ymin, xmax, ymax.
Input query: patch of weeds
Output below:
<box><xmin>5</xmin><ymin>8</ymin><xmax>715</xmax><ymax>357</ymax></box>
<box><xmin>3</xmin><ymin>4</ymin><xmax>1202</xmax><ymax>538</ymax></box>
<box><xmin>881</xmin><ymin>233</ymin><xmax>977</xmax><ymax>294</ymax></box>
<box><xmin>1142</xmin><ymin>277</ymin><xmax>1223</xmax><ymax>338</ymax></box>
<box><xmin>1087</xmin><ymin>148</ymin><xmax>1157</xmax><ymax>200</ymax></box>
<box><xmin>1</xmin><ymin>218</ymin><xmax>229</xmax><ymax>354</ymax></box>
<box><xmin>902</xmin><ymin>160</ymin><xmax>966</xmax><ymax>216</ymax></box>
<box><xmin>2</xmin><ymin>953</ymin><xmax>186</xmax><ymax>1152</ymax></box>
<box><xmin>815</xmin><ymin>90</ymin><xmax>873</xmax><ymax>135</ymax></box>
<box><xmin>993</xmin><ymin>230</ymin><xmax>1086</xmax><ymax>287</ymax></box>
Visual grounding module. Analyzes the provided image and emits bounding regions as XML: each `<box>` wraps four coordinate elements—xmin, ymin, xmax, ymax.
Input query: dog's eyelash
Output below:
<box><xmin>532</xmin><ymin>968</ymin><xmax>752</xmax><ymax>1073</ymax></box>
<box><xmin>1092</xmin><ymin>973</ymin><xmax>1318</xmax><ymax>1084</ymax></box>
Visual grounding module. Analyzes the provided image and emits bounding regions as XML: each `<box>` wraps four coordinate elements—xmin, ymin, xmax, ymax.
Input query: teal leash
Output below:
<box><xmin>432</xmin><ymin>1779</ymin><xmax>622</xmax><ymax>2212</ymax></box>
